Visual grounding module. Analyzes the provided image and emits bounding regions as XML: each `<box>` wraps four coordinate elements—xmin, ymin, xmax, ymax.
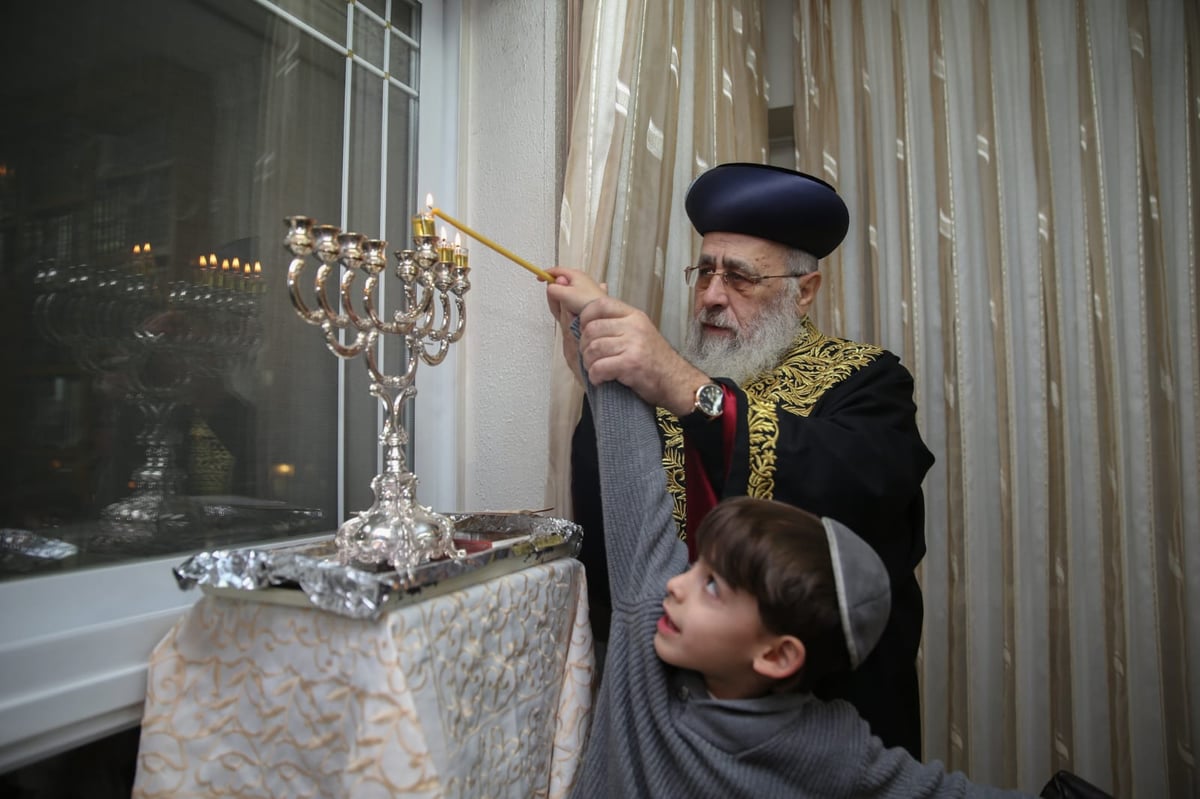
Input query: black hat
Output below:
<box><xmin>684</xmin><ymin>163</ymin><xmax>849</xmax><ymax>259</ymax></box>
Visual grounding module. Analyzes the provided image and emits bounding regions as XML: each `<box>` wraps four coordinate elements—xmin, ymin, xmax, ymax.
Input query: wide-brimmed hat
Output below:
<box><xmin>685</xmin><ymin>163</ymin><xmax>849</xmax><ymax>259</ymax></box>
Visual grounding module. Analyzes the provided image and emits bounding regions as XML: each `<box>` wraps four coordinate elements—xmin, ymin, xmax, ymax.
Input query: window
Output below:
<box><xmin>0</xmin><ymin>0</ymin><xmax>457</xmax><ymax>771</ymax></box>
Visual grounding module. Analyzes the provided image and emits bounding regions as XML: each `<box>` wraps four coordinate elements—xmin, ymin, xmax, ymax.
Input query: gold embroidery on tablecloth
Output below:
<box><xmin>657</xmin><ymin>318</ymin><xmax>882</xmax><ymax>535</ymax></box>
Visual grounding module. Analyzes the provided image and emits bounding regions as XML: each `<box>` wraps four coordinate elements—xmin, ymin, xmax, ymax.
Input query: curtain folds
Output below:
<box><xmin>547</xmin><ymin>0</ymin><xmax>768</xmax><ymax>518</ymax></box>
<box><xmin>791</xmin><ymin>1</ymin><xmax>1198</xmax><ymax>796</ymax></box>
<box><xmin>552</xmin><ymin>0</ymin><xmax>1195</xmax><ymax>795</ymax></box>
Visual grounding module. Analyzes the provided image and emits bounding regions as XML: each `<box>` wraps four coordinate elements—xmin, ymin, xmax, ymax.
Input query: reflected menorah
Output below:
<box><xmin>35</xmin><ymin>248</ymin><xmax>262</xmax><ymax>524</ymax></box>
<box><xmin>283</xmin><ymin>215</ymin><xmax>469</xmax><ymax>570</ymax></box>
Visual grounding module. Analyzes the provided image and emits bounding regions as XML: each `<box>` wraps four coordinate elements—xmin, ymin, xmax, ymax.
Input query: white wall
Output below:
<box><xmin>764</xmin><ymin>0</ymin><xmax>794</xmax><ymax>109</ymax></box>
<box><xmin>452</xmin><ymin>0</ymin><xmax>566</xmax><ymax>514</ymax></box>
<box><xmin>446</xmin><ymin>0</ymin><xmax>791</xmax><ymax>514</ymax></box>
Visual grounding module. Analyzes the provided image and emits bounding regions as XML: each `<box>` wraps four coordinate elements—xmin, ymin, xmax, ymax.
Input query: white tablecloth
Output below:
<box><xmin>133</xmin><ymin>558</ymin><xmax>593</xmax><ymax>798</ymax></box>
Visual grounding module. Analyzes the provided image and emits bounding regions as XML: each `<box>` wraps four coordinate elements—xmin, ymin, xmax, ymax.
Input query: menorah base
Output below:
<box><xmin>335</xmin><ymin>471</ymin><xmax>465</xmax><ymax>571</ymax></box>
<box><xmin>102</xmin><ymin>489</ymin><xmax>191</xmax><ymax>524</ymax></box>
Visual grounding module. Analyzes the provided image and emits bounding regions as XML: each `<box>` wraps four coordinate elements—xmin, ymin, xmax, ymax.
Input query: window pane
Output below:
<box><xmin>0</xmin><ymin>0</ymin><xmax>421</xmax><ymax>581</ymax></box>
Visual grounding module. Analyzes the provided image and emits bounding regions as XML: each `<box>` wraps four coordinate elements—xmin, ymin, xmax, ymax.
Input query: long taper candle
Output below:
<box><xmin>429</xmin><ymin>207</ymin><xmax>552</xmax><ymax>282</ymax></box>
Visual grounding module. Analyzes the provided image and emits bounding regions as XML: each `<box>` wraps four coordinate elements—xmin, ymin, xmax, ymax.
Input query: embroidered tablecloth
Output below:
<box><xmin>133</xmin><ymin>558</ymin><xmax>593</xmax><ymax>798</ymax></box>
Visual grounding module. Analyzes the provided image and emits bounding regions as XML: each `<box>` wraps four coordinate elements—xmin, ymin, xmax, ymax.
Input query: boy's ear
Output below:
<box><xmin>753</xmin><ymin>635</ymin><xmax>806</xmax><ymax>681</ymax></box>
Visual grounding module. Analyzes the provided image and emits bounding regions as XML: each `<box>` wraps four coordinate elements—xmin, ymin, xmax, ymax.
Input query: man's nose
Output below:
<box><xmin>697</xmin><ymin>276</ymin><xmax>729</xmax><ymax>309</ymax></box>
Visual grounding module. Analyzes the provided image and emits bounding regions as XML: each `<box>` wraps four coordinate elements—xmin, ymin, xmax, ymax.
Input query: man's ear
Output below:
<box><xmin>795</xmin><ymin>271</ymin><xmax>822</xmax><ymax>316</ymax></box>
<box><xmin>753</xmin><ymin>635</ymin><xmax>806</xmax><ymax>681</ymax></box>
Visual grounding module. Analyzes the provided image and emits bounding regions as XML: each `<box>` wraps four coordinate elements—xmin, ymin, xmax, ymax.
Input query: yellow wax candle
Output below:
<box><xmin>430</xmin><ymin>207</ymin><xmax>551</xmax><ymax>281</ymax></box>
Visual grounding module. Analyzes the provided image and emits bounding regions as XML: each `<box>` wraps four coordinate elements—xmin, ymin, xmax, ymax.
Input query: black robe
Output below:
<box><xmin>571</xmin><ymin>317</ymin><xmax>935</xmax><ymax>758</ymax></box>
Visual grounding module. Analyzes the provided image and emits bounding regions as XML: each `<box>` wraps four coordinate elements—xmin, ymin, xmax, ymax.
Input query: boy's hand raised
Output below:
<box><xmin>546</xmin><ymin>267</ymin><xmax>608</xmax><ymax>386</ymax></box>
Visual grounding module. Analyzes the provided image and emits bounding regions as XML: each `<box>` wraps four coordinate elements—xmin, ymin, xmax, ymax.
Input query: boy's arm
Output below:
<box><xmin>570</xmin><ymin>317</ymin><xmax>687</xmax><ymax>604</ymax></box>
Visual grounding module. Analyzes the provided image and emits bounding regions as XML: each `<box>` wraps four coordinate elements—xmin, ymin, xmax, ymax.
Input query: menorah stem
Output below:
<box><xmin>101</xmin><ymin>398</ymin><xmax>189</xmax><ymax>523</ymax></box>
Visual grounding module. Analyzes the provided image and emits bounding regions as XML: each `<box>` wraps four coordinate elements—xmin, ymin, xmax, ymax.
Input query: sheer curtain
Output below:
<box><xmin>794</xmin><ymin>1</ymin><xmax>1197</xmax><ymax>796</ymax></box>
<box><xmin>546</xmin><ymin>0</ymin><xmax>768</xmax><ymax>516</ymax></box>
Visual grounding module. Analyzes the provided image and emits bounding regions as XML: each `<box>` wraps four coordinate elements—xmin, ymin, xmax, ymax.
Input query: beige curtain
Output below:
<box><xmin>547</xmin><ymin>0</ymin><xmax>768</xmax><ymax>516</ymax></box>
<box><xmin>794</xmin><ymin>1</ymin><xmax>1198</xmax><ymax>796</ymax></box>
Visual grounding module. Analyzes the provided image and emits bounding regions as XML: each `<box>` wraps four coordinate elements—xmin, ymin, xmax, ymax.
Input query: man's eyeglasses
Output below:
<box><xmin>683</xmin><ymin>265</ymin><xmax>808</xmax><ymax>294</ymax></box>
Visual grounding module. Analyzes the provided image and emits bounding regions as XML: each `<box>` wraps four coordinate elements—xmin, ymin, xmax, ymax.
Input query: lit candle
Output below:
<box><xmin>143</xmin><ymin>242</ymin><xmax>152</xmax><ymax>254</ymax></box>
<box><xmin>453</xmin><ymin>233</ymin><xmax>468</xmax><ymax>267</ymax></box>
<box><xmin>429</xmin><ymin>206</ymin><xmax>551</xmax><ymax>281</ymax></box>
<box><xmin>133</xmin><ymin>244</ymin><xmax>141</xmax><ymax>255</ymax></box>
<box><xmin>437</xmin><ymin>226</ymin><xmax>454</xmax><ymax>263</ymax></box>
<box><xmin>411</xmin><ymin>211</ymin><xmax>436</xmax><ymax>238</ymax></box>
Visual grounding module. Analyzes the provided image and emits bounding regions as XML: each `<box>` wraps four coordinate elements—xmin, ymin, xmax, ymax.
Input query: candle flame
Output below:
<box><xmin>254</xmin><ymin>261</ymin><xmax>262</xmax><ymax>275</ymax></box>
<box><xmin>232</xmin><ymin>257</ymin><xmax>241</xmax><ymax>270</ymax></box>
<box><xmin>221</xmin><ymin>259</ymin><xmax>231</xmax><ymax>272</ymax></box>
<box><xmin>454</xmin><ymin>232</ymin><xmax>462</xmax><ymax>247</ymax></box>
<box><xmin>426</xmin><ymin>193</ymin><xmax>434</xmax><ymax>211</ymax></box>
<box><xmin>440</xmin><ymin>226</ymin><xmax>449</xmax><ymax>243</ymax></box>
<box><xmin>209</xmin><ymin>253</ymin><xmax>217</xmax><ymax>265</ymax></box>
<box><xmin>199</xmin><ymin>255</ymin><xmax>208</xmax><ymax>267</ymax></box>
<box><xmin>133</xmin><ymin>244</ymin><xmax>141</xmax><ymax>255</ymax></box>
<box><xmin>143</xmin><ymin>243</ymin><xmax>151</xmax><ymax>253</ymax></box>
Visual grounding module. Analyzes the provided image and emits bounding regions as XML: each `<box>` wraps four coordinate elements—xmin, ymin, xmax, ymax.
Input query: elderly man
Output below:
<box><xmin>563</xmin><ymin>162</ymin><xmax>934</xmax><ymax>758</ymax></box>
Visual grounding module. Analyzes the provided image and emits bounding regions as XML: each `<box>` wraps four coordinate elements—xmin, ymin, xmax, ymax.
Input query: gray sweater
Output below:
<box><xmin>570</xmin><ymin>360</ymin><xmax>1033</xmax><ymax>798</ymax></box>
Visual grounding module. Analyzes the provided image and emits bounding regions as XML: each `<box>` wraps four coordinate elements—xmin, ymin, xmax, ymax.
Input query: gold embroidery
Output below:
<box><xmin>656</xmin><ymin>408</ymin><xmax>687</xmax><ymax>541</ymax></box>
<box><xmin>746</xmin><ymin>401</ymin><xmax>778</xmax><ymax>499</ymax></box>
<box><xmin>657</xmin><ymin>318</ymin><xmax>882</xmax><ymax>536</ymax></box>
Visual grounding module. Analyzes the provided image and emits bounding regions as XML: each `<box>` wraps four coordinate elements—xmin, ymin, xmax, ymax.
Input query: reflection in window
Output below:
<box><xmin>0</xmin><ymin>0</ymin><xmax>423</xmax><ymax>580</ymax></box>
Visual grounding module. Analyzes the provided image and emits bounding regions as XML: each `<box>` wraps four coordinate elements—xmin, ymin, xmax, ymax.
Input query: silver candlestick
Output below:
<box><xmin>283</xmin><ymin>214</ymin><xmax>469</xmax><ymax>570</ymax></box>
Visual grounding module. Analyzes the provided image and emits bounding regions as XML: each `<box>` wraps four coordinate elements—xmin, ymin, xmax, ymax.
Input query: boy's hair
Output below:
<box><xmin>694</xmin><ymin>496</ymin><xmax>851</xmax><ymax>691</ymax></box>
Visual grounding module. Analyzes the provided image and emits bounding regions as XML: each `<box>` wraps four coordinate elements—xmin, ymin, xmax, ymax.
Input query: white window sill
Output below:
<box><xmin>0</xmin><ymin>534</ymin><xmax>329</xmax><ymax>773</ymax></box>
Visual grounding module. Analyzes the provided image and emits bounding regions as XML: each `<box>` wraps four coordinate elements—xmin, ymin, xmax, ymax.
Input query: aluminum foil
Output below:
<box><xmin>174</xmin><ymin>513</ymin><xmax>583</xmax><ymax>620</ymax></box>
<box><xmin>0</xmin><ymin>528</ymin><xmax>79</xmax><ymax>560</ymax></box>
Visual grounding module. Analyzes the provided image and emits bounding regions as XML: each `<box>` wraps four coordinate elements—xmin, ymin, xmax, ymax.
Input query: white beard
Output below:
<box><xmin>683</xmin><ymin>298</ymin><xmax>804</xmax><ymax>386</ymax></box>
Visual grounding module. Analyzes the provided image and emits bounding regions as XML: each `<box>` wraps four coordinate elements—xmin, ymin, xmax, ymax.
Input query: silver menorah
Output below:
<box><xmin>283</xmin><ymin>214</ymin><xmax>469</xmax><ymax>570</ymax></box>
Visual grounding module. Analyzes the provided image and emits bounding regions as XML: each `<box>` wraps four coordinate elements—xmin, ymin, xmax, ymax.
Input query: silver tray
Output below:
<box><xmin>173</xmin><ymin>512</ymin><xmax>582</xmax><ymax>620</ymax></box>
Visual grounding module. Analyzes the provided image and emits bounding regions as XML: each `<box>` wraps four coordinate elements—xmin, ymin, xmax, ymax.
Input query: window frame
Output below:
<box><xmin>0</xmin><ymin>0</ymin><xmax>459</xmax><ymax>772</ymax></box>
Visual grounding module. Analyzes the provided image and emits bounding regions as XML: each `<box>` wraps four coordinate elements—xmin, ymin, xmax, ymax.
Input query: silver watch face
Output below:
<box><xmin>696</xmin><ymin>383</ymin><xmax>724</xmax><ymax>417</ymax></box>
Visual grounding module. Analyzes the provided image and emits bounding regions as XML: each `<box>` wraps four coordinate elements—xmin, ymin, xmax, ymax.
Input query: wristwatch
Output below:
<box><xmin>692</xmin><ymin>382</ymin><xmax>725</xmax><ymax>419</ymax></box>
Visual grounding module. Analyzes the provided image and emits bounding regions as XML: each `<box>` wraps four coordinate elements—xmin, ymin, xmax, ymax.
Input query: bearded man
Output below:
<box><xmin>561</xmin><ymin>163</ymin><xmax>934</xmax><ymax>758</ymax></box>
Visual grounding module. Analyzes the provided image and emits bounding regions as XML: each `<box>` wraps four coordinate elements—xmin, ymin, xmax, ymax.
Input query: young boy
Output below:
<box><xmin>547</xmin><ymin>269</ymin><xmax>1033</xmax><ymax>798</ymax></box>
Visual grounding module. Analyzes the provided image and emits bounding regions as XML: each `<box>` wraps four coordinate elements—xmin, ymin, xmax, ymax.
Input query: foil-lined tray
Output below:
<box><xmin>173</xmin><ymin>512</ymin><xmax>582</xmax><ymax>620</ymax></box>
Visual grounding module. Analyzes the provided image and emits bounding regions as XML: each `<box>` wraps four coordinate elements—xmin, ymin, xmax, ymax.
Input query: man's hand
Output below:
<box><xmin>576</xmin><ymin>297</ymin><xmax>709</xmax><ymax>417</ymax></box>
<box><xmin>545</xmin><ymin>267</ymin><xmax>606</xmax><ymax>317</ymax></box>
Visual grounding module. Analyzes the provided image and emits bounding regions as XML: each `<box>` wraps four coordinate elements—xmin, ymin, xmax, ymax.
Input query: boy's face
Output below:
<box><xmin>654</xmin><ymin>556</ymin><xmax>780</xmax><ymax>699</ymax></box>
